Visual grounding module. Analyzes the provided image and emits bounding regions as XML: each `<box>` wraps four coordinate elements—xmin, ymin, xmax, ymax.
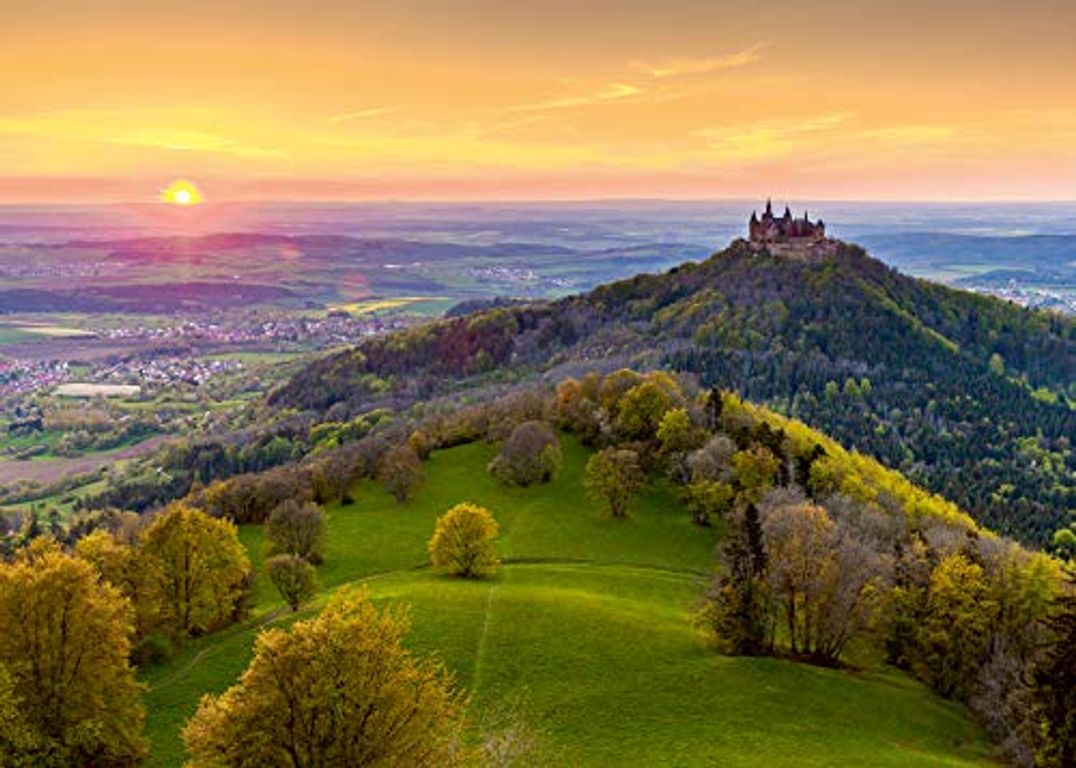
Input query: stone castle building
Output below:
<box><xmin>749</xmin><ymin>200</ymin><xmax>826</xmax><ymax>243</ymax></box>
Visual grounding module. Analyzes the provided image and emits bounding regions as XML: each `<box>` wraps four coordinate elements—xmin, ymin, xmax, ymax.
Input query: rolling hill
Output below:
<box><xmin>272</xmin><ymin>237</ymin><xmax>1075</xmax><ymax>546</ymax></box>
<box><xmin>141</xmin><ymin>436</ymin><xmax>993</xmax><ymax>767</ymax></box>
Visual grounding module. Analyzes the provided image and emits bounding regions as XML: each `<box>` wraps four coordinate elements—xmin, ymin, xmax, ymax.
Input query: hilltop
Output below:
<box><xmin>273</xmin><ymin>237</ymin><xmax>1075</xmax><ymax>545</ymax></box>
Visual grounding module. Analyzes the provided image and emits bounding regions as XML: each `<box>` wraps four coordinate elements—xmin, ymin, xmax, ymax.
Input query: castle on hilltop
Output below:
<box><xmin>749</xmin><ymin>200</ymin><xmax>825</xmax><ymax>244</ymax></box>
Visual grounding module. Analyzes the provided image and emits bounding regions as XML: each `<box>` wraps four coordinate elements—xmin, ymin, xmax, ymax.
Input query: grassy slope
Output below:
<box><xmin>142</xmin><ymin>438</ymin><xmax>993</xmax><ymax>767</ymax></box>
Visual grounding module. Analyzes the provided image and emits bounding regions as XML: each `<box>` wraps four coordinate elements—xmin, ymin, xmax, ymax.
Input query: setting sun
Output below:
<box><xmin>161</xmin><ymin>179</ymin><xmax>203</xmax><ymax>206</ymax></box>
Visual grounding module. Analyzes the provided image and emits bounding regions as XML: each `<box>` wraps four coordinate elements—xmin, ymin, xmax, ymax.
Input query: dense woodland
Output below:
<box><xmin>272</xmin><ymin>239</ymin><xmax>1075</xmax><ymax>546</ymax></box>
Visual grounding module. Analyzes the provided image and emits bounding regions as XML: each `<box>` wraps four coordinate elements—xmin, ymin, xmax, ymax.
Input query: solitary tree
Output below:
<box><xmin>266</xmin><ymin>499</ymin><xmax>326</xmax><ymax>564</ymax></box>
<box><xmin>0</xmin><ymin>543</ymin><xmax>147</xmax><ymax>766</ymax></box>
<box><xmin>488</xmin><ymin>421</ymin><xmax>562</xmax><ymax>487</ymax></box>
<box><xmin>184</xmin><ymin>591</ymin><xmax>466</xmax><ymax>768</ymax></box>
<box><xmin>139</xmin><ymin>503</ymin><xmax>251</xmax><ymax>637</ymax></box>
<box><xmin>266</xmin><ymin>554</ymin><xmax>318</xmax><ymax>612</ymax></box>
<box><xmin>378</xmin><ymin>444</ymin><xmax>425</xmax><ymax>503</ymax></box>
<box><xmin>585</xmin><ymin>448</ymin><xmax>643</xmax><ymax>518</ymax></box>
<box><xmin>429</xmin><ymin>503</ymin><xmax>500</xmax><ymax>578</ymax></box>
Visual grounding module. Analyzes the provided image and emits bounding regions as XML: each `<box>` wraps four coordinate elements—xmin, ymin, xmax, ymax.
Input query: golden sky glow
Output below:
<box><xmin>2</xmin><ymin>1</ymin><xmax>1075</xmax><ymax>202</ymax></box>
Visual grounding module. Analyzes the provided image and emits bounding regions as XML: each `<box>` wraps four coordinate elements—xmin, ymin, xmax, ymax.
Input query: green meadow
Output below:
<box><xmin>142</xmin><ymin>438</ymin><xmax>993</xmax><ymax>767</ymax></box>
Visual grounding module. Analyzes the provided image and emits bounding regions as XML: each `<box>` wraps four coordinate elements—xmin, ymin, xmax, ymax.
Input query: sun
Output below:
<box><xmin>161</xmin><ymin>179</ymin><xmax>204</xmax><ymax>206</ymax></box>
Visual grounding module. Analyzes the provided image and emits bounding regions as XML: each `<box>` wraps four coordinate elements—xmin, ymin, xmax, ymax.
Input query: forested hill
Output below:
<box><xmin>272</xmin><ymin>238</ymin><xmax>1075</xmax><ymax>546</ymax></box>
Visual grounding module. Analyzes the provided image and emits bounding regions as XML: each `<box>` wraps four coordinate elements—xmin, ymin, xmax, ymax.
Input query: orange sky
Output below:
<box><xmin>2</xmin><ymin>1</ymin><xmax>1075</xmax><ymax>202</ymax></box>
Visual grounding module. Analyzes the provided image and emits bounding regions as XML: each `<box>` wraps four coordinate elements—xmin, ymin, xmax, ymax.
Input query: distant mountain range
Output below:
<box><xmin>274</xmin><ymin>237</ymin><xmax>1075</xmax><ymax>546</ymax></box>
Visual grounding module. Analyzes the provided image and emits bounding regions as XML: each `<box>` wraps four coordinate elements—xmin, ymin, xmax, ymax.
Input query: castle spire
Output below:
<box><xmin>765</xmin><ymin>198</ymin><xmax>772</xmax><ymax>216</ymax></box>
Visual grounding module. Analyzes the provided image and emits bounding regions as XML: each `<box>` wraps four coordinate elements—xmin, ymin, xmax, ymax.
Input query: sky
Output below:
<box><xmin>2</xmin><ymin>0</ymin><xmax>1075</xmax><ymax>203</ymax></box>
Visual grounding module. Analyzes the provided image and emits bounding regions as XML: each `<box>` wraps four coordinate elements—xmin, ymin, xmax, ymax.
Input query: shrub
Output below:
<box><xmin>132</xmin><ymin>633</ymin><xmax>175</xmax><ymax>667</ymax></box>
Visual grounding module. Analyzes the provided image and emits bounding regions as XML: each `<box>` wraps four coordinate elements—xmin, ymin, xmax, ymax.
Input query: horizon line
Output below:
<box><xmin>4</xmin><ymin>195</ymin><xmax>1076</xmax><ymax>207</ymax></box>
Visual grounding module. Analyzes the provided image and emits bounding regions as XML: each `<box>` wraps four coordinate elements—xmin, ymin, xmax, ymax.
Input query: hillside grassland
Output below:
<box><xmin>141</xmin><ymin>437</ymin><xmax>993</xmax><ymax>767</ymax></box>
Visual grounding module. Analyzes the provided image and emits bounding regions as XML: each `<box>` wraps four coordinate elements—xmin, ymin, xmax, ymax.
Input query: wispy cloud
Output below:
<box><xmin>632</xmin><ymin>44</ymin><xmax>767</xmax><ymax>79</ymax></box>
<box><xmin>0</xmin><ymin>108</ymin><xmax>289</xmax><ymax>161</ymax></box>
<box><xmin>506</xmin><ymin>83</ymin><xmax>644</xmax><ymax>113</ymax></box>
<box><xmin>695</xmin><ymin>113</ymin><xmax>853</xmax><ymax>163</ymax></box>
<box><xmin>328</xmin><ymin>107</ymin><xmax>402</xmax><ymax>124</ymax></box>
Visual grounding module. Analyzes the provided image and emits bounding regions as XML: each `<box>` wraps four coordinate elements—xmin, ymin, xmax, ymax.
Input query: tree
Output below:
<box><xmin>700</xmin><ymin>504</ymin><xmax>771</xmax><ymax>655</ymax></box>
<box><xmin>915</xmin><ymin>553</ymin><xmax>995</xmax><ymax>698</ymax></box>
<box><xmin>378</xmin><ymin>444</ymin><xmax>425</xmax><ymax>503</ymax></box>
<box><xmin>761</xmin><ymin>500</ymin><xmax>884</xmax><ymax>663</ymax></box>
<box><xmin>615</xmin><ymin>374</ymin><xmax>681</xmax><ymax>441</ymax></box>
<box><xmin>1028</xmin><ymin>572</ymin><xmax>1076</xmax><ymax>768</ymax></box>
<box><xmin>730</xmin><ymin>445</ymin><xmax>780</xmax><ymax>503</ymax></box>
<box><xmin>266</xmin><ymin>499</ymin><xmax>326</xmax><ymax>564</ymax></box>
<box><xmin>488</xmin><ymin>421</ymin><xmax>562</xmax><ymax>487</ymax></box>
<box><xmin>0</xmin><ymin>662</ymin><xmax>40</xmax><ymax>762</ymax></box>
<box><xmin>139</xmin><ymin>503</ymin><xmax>251</xmax><ymax>638</ymax></box>
<box><xmin>76</xmin><ymin>529</ymin><xmax>164</xmax><ymax>639</ymax></box>
<box><xmin>266</xmin><ymin>555</ymin><xmax>318</xmax><ymax>612</ymax></box>
<box><xmin>657</xmin><ymin>407</ymin><xmax>704</xmax><ymax>482</ymax></box>
<box><xmin>184</xmin><ymin>590</ymin><xmax>466</xmax><ymax>768</ymax></box>
<box><xmin>0</xmin><ymin>544</ymin><xmax>147</xmax><ymax>766</ymax></box>
<box><xmin>584</xmin><ymin>448</ymin><xmax>643</xmax><ymax>519</ymax></box>
<box><xmin>683</xmin><ymin>481</ymin><xmax>735</xmax><ymax>526</ymax></box>
<box><xmin>429</xmin><ymin>503</ymin><xmax>500</xmax><ymax>578</ymax></box>
<box><xmin>688</xmin><ymin>435</ymin><xmax>736</xmax><ymax>484</ymax></box>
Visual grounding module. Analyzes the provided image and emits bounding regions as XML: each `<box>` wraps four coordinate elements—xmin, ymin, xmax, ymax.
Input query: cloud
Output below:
<box><xmin>0</xmin><ymin>108</ymin><xmax>289</xmax><ymax>161</ymax></box>
<box><xmin>632</xmin><ymin>44</ymin><xmax>767</xmax><ymax>79</ymax></box>
<box><xmin>506</xmin><ymin>83</ymin><xmax>644</xmax><ymax>113</ymax></box>
<box><xmin>695</xmin><ymin>112</ymin><xmax>853</xmax><ymax>162</ymax></box>
<box><xmin>856</xmin><ymin>124</ymin><xmax>958</xmax><ymax>145</ymax></box>
<box><xmin>328</xmin><ymin>107</ymin><xmax>402</xmax><ymax>124</ymax></box>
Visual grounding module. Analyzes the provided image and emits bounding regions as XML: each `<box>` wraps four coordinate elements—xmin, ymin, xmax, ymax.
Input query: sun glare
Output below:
<box><xmin>161</xmin><ymin>179</ymin><xmax>204</xmax><ymax>206</ymax></box>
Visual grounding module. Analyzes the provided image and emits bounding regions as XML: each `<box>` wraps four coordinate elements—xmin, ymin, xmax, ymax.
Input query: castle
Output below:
<box><xmin>749</xmin><ymin>200</ymin><xmax>825</xmax><ymax>244</ymax></box>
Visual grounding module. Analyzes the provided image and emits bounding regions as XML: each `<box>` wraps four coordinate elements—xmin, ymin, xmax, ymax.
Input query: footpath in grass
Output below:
<box><xmin>142</xmin><ymin>436</ymin><xmax>993</xmax><ymax>767</ymax></box>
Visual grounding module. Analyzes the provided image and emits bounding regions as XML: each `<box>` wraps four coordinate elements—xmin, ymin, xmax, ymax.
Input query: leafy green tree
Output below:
<box><xmin>0</xmin><ymin>543</ymin><xmax>147</xmax><ymax>766</ymax></box>
<box><xmin>429</xmin><ymin>503</ymin><xmax>500</xmax><ymax>578</ymax></box>
<box><xmin>615</xmin><ymin>374</ymin><xmax>681</xmax><ymax>441</ymax></box>
<box><xmin>915</xmin><ymin>554</ymin><xmax>996</xmax><ymax>698</ymax></box>
<box><xmin>585</xmin><ymin>448</ymin><xmax>643</xmax><ymax>518</ymax></box>
<box><xmin>139</xmin><ymin>503</ymin><xmax>251</xmax><ymax>638</ymax></box>
<box><xmin>184</xmin><ymin>590</ymin><xmax>467</xmax><ymax>768</ymax></box>
<box><xmin>730</xmin><ymin>445</ymin><xmax>780</xmax><ymax>503</ymax></box>
<box><xmin>684</xmin><ymin>481</ymin><xmax>735</xmax><ymax>526</ymax></box>
<box><xmin>266</xmin><ymin>555</ymin><xmax>318</xmax><ymax>612</ymax></box>
<box><xmin>266</xmin><ymin>499</ymin><xmax>326</xmax><ymax>564</ymax></box>
<box><xmin>1052</xmin><ymin>528</ymin><xmax>1076</xmax><ymax>561</ymax></box>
